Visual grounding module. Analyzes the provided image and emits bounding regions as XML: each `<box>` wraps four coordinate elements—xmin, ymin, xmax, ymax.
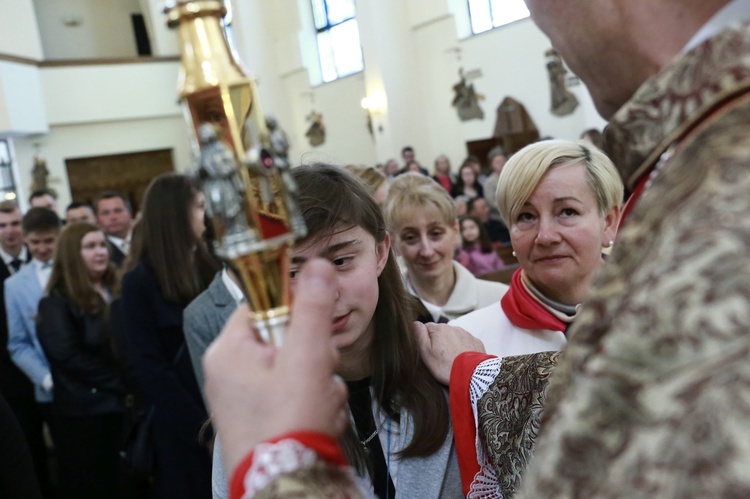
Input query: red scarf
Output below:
<box><xmin>501</xmin><ymin>268</ymin><xmax>567</xmax><ymax>332</ymax></box>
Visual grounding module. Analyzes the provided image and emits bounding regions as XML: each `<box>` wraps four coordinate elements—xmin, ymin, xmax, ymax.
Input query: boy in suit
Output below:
<box><xmin>0</xmin><ymin>202</ymin><xmax>52</xmax><ymax>495</ymax></box>
<box><xmin>5</xmin><ymin>208</ymin><xmax>62</xmax><ymax>470</ymax></box>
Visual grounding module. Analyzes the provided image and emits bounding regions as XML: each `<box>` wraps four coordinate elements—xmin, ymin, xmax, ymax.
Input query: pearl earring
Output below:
<box><xmin>607</xmin><ymin>240</ymin><xmax>614</xmax><ymax>248</ymax></box>
<box><xmin>512</xmin><ymin>250</ymin><xmax>517</xmax><ymax>257</ymax></box>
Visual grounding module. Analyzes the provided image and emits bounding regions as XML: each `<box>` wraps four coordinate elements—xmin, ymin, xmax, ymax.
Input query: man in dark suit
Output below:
<box><xmin>396</xmin><ymin>146</ymin><xmax>430</xmax><ymax>176</ymax></box>
<box><xmin>94</xmin><ymin>191</ymin><xmax>133</xmax><ymax>267</ymax></box>
<box><xmin>0</xmin><ymin>201</ymin><xmax>49</xmax><ymax>495</ymax></box>
<box><xmin>65</xmin><ymin>201</ymin><xmax>96</xmax><ymax>225</ymax></box>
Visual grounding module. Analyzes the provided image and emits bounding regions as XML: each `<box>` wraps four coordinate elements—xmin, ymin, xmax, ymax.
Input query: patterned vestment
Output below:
<box><xmin>510</xmin><ymin>21</ymin><xmax>750</xmax><ymax>498</ymax></box>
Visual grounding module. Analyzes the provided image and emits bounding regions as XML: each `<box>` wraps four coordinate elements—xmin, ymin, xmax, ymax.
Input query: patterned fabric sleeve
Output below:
<box><xmin>477</xmin><ymin>351</ymin><xmax>560</xmax><ymax>498</ymax></box>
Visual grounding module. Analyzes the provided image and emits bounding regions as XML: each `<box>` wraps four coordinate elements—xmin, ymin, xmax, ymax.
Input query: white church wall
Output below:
<box><xmin>282</xmin><ymin>70</ymin><xmax>377</xmax><ymax>166</ymax></box>
<box><xmin>0</xmin><ymin>62</ymin><xmax>48</xmax><ymax>135</ymax></box>
<box><xmin>0</xmin><ymin>0</ymin><xmax>44</xmax><ymax>60</ymax></box>
<box><xmin>41</xmin><ymin>61</ymin><xmax>181</xmax><ymax>125</ymax></box>
<box><xmin>33</xmin><ymin>0</ymin><xmax>144</xmax><ymax>59</ymax></box>
<box><xmin>271</xmin><ymin>0</ymin><xmax>377</xmax><ymax>166</ymax></box>
<box><xmin>12</xmin><ymin>115</ymin><xmax>191</xmax><ymax>211</ymax></box>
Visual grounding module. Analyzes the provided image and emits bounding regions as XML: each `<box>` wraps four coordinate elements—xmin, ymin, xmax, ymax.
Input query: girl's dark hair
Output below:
<box><xmin>292</xmin><ymin>164</ymin><xmax>450</xmax><ymax>467</ymax></box>
<box><xmin>131</xmin><ymin>173</ymin><xmax>219</xmax><ymax>303</ymax></box>
<box><xmin>460</xmin><ymin>215</ymin><xmax>494</xmax><ymax>253</ymax></box>
<box><xmin>46</xmin><ymin>223</ymin><xmax>119</xmax><ymax>314</ymax></box>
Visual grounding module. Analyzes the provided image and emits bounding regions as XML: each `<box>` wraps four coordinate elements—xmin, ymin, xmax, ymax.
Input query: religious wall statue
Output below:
<box><xmin>546</xmin><ymin>49</ymin><xmax>579</xmax><ymax>116</ymax></box>
<box><xmin>31</xmin><ymin>156</ymin><xmax>56</xmax><ymax>197</ymax></box>
<box><xmin>493</xmin><ymin>96</ymin><xmax>540</xmax><ymax>155</ymax></box>
<box><xmin>305</xmin><ymin>111</ymin><xmax>325</xmax><ymax>147</ymax></box>
<box><xmin>266</xmin><ymin>116</ymin><xmax>290</xmax><ymax>160</ymax></box>
<box><xmin>451</xmin><ymin>68</ymin><xmax>484</xmax><ymax>121</ymax></box>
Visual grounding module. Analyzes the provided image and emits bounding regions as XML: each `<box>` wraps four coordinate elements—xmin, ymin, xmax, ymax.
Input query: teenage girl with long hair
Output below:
<box><xmin>120</xmin><ymin>173</ymin><xmax>220</xmax><ymax>498</ymax></box>
<box><xmin>37</xmin><ymin>223</ymin><xmax>125</xmax><ymax>498</ymax></box>
<box><xmin>286</xmin><ymin>164</ymin><xmax>461</xmax><ymax>497</ymax></box>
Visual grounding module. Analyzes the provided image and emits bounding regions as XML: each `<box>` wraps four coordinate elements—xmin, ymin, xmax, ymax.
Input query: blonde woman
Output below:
<box><xmin>385</xmin><ymin>173</ymin><xmax>506</xmax><ymax>323</ymax></box>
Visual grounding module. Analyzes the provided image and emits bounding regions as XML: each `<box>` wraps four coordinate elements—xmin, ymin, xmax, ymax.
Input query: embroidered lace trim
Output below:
<box><xmin>242</xmin><ymin>439</ymin><xmax>318</xmax><ymax>498</ymax></box>
<box><xmin>468</xmin><ymin>357</ymin><xmax>504</xmax><ymax>499</ymax></box>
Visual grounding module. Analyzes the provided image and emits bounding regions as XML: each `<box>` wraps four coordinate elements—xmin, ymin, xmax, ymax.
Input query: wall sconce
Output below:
<box><xmin>360</xmin><ymin>95</ymin><xmax>386</xmax><ymax>115</ymax></box>
<box><xmin>361</xmin><ymin>94</ymin><xmax>387</xmax><ymax>135</ymax></box>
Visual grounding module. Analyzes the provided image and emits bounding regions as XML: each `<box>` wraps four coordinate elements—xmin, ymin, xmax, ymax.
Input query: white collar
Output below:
<box><xmin>683</xmin><ymin>0</ymin><xmax>750</xmax><ymax>53</ymax></box>
<box><xmin>405</xmin><ymin>261</ymin><xmax>480</xmax><ymax>321</ymax></box>
<box><xmin>107</xmin><ymin>233</ymin><xmax>130</xmax><ymax>245</ymax></box>
<box><xmin>0</xmin><ymin>245</ymin><xmax>26</xmax><ymax>266</ymax></box>
<box><xmin>221</xmin><ymin>268</ymin><xmax>245</xmax><ymax>305</ymax></box>
<box><xmin>32</xmin><ymin>258</ymin><xmax>53</xmax><ymax>273</ymax></box>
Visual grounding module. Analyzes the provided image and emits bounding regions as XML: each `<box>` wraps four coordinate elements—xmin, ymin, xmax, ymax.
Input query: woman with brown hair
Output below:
<box><xmin>290</xmin><ymin>164</ymin><xmax>461</xmax><ymax>496</ymax></box>
<box><xmin>37</xmin><ymin>222</ymin><xmax>125</xmax><ymax>498</ymax></box>
<box><xmin>120</xmin><ymin>173</ymin><xmax>220</xmax><ymax>498</ymax></box>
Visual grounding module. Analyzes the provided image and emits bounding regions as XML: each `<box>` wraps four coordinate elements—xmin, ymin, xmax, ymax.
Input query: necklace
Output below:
<box><xmin>360</xmin><ymin>417</ymin><xmax>388</xmax><ymax>451</ymax></box>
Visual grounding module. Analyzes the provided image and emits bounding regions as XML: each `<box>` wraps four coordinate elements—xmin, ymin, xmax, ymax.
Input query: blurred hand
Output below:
<box><xmin>415</xmin><ymin>322</ymin><xmax>486</xmax><ymax>385</ymax></box>
<box><xmin>203</xmin><ymin>259</ymin><xmax>349</xmax><ymax>476</ymax></box>
<box><xmin>42</xmin><ymin>373</ymin><xmax>54</xmax><ymax>393</ymax></box>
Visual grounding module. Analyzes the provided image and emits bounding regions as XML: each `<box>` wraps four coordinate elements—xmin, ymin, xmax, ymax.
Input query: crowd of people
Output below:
<box><xmin>0</xmin><ymin>176</ymin><xmax>220</xmax><ymax>498</ymax></box>
<box><xmin>194</xmin><ymin>137</ymin><xmax>620</xmax><ymax>498</ymax></box>
<box><xmin>0</xmin><ymin>136</ymin><xmax>616</xmax><ymax>499</ymax></box>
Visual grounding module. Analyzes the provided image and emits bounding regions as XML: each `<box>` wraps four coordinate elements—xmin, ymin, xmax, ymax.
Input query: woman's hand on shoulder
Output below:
<box><xmin>415</xmin><ymin>322</ymin><xmax>485</xmax><ymax>385</ymax></box>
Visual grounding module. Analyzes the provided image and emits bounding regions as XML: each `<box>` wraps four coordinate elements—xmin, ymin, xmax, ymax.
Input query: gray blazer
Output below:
<box><xmin>395</xmin><ymin>407</ymin><xmax>462</xmax><ymax>498</ymax></box>
<box><xmin>184</xmin><ymin>272</ymin><xmax>237</xmax><ymax>400</ymax></box>
<box><xmin>211</xmin><ymin>401</ymin><xmax>462</xmax><ymax>498</ymax></box>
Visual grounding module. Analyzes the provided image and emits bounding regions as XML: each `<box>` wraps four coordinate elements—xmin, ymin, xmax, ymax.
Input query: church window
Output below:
<box><xmin>468</xmin><ymin>0</ymin><xmax>530</xmax><ymax>34</ymax></box>
<box><xmin>311</xmin><ymin>0</ymin><xmax>364</xmax><ymax>82</ymax></box>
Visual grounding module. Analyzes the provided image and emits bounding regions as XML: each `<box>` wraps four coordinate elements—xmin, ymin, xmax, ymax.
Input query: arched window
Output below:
<box><xmin>468</xmin><ymin>0</ymin><xmax>529</xmax><ymax>35</ymax></box>
<box><xmin>311</xmin><ymin>0</ymin><xmax>364</xmax><ymax>82</ymax></box>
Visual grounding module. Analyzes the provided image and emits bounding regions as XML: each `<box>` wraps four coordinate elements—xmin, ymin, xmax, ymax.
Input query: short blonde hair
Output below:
<box><xmin>385</xmin><ymin>173</ymin><xmax>456</xmax><ymax>231</ymax></box>
<box><xmin>496</xmin><ymin>140</ymin><xmax>623</xmax><ymax>226</ymax></box>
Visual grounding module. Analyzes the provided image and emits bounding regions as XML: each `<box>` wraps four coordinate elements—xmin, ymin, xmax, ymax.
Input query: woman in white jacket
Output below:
<box><xmin>385</xmin><ymin>173</ymin><xmax>507</xmax><ymax>323</ymax></box>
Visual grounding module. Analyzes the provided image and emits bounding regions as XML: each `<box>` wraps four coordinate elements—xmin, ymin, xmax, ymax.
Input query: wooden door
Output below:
<box><xmin>66</xmin><ymin>149</ymin><xmax>174</xmax><ymax>214</ymax></box>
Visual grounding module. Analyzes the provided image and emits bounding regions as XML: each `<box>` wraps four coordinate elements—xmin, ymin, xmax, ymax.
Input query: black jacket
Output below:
<box><xmin>0</xmin><ymin>393</ymin><xmax>41</xmax><ymax>498</ymax></box>
<box><xmin>36</xmin><ymin>294</ymin><xmax>125</xmax><ymax>416</ymax></box>
<box><xmin>108</xmin><ymin>240</ymin><xmax>127</xmax><ymax>268</ymax></box>
<box><xmin>0</xmin><ymin>252</ymin><xmax>34</xmax><ymax>399</ymax></box>
<box><xmin>120</xmin><ymin>262</ymin><xmax>208</xmax><ymax>438</ymax></box>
